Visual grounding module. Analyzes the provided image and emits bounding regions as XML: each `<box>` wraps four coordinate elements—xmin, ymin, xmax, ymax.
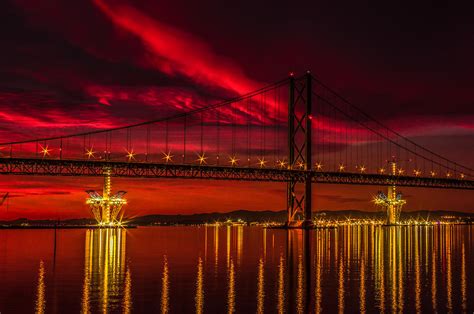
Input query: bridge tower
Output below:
<box><xmin>373</xmin><ymin>161</ymin><xmax>407</xmax><ymax>225</ymax></box>
<box><xmin>286</xmin><ymin>72</ymin><xmax>313</xmax><ymax>227</ymax></box>
<box><xmin>86</xmin><ymin>167</ymin><xmax>128</xmax><ymax>226</ymax></box>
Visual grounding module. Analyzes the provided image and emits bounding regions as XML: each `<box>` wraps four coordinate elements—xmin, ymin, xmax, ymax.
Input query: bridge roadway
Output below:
<box><xmin>0</xmin><ymin>157</ymin><xmax>473</xmax><ymax>190</ymax></box>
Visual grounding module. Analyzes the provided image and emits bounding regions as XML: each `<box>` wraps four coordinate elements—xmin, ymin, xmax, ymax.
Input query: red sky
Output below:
<box><xmin>0</xmin><ymin>0</ymin><xmax>473</xmax><ymax>219</ymax></box>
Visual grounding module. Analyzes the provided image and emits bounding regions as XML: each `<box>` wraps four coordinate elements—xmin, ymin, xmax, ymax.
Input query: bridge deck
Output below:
<box><xmin>0</xmin><ymin>158</ymin><xmax>473</xmax><ymax>190</ymax></box>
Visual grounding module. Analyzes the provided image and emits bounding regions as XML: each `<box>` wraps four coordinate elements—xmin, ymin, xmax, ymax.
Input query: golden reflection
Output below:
<box><xmin>214</xmin><ymin>225</ymin><xmax>219</xmax><ymax>274</ymax></box>
<box><xmin>337</xmin><ymin>251</ymin><xmax>344</xmax><ymax>314</ymax></box>
<box><xmin>81</xmin><ymin>231</ymin><xmax>91</xmax><ymax>314</ymax></box>
<box><xmin>359</xmin><ymin>256</ymin><xmax>366</xmax><ymax>313</ymax></box>
<box><xmin>123</xmin><ymin>265</ymin><xmax>132</xmax><ymax>314</ymax></box>
<box><xmin>431</xmin><ymin>236</ymin><xmax>437</xmax><ymax>312</ymax></box>
<box><xmin>375</xmin><ymin>228</ymin><xmax>385</xmax><ymax>312</ymax></box>
<box><xmin>397</xmin><ymin>228</ymin><xmax>404</xmax><ymax>312</ymax></box>
<box><xmin>461</xmin><ymin>242</ymin><xmax>467</xmax><ymax>312</ymax></box>
<box><xmin>387</xmin><ymin>227</ymin><xmax>402</xmax><ymax>312</ymax></box>
<box><xmin>161</xmin><ymin>255</ymin><xmax>170</xmax><ymax>313</ymax></box>
<box><xmin>277</xmin><ymin>254</ymin><xmax>285</xmax><ymax>314</ymax></box>
<box><xmin>446</xmin><ymin>227</ymin><xmax>452</xmax><ymax>312</ymax></box>
<box><xmin>414</xmin><ymin>227</ymin><xmax>421</xmax><ymax>313</ymax></box>
<box><xmin>296</xmin><ymin>254</ymin><xmax>304</xmax><ymax>314</ymax></box>
<box><xmin>257</xmin><ymin>257</ymin><xmax>265</xmax><ymax>314</ymax></box>
<box><xmin>237</xmin><ymin>226</ymin><xmax>243</xmax><ymax>265</ymax></box>
<box><xmin>195</xmin><ymin>257</ymin><xmax>204</xmax><ymax>314</ymax></box>
<box><xmin>262</xmin><ymin>228</ymin><xmax>267</xmax><ymax>260</ymax></box>
<box><xmin>81</xmin><ymin>229</ymin><xmax>129</xmax><ymax>314</ymax></box>
<box><xmin>226</xmin><ymin>226</ymin><xmax>231</xmax><ymax>268</ymax></box>
<box><xmin>35</xmin><ymin>260</ymin><xmax>46</xmax><ymax>314</ymax></box>
<box><xmin>72</xmin><ymin>222</ymin><xmax>472</xmax><ymax>313</ymax></box>
<box><xmin>204</xmin><ymin>226</ymin><xmax>208</xmax><ymax>262</ymax></box>
<box><xmin>314</xmin><ymin>230</ymin><xmax>322</xmax><ymax>314</ymax></box>
<box><xmin>227</xmin><ymin>258</ymin><xmax>235</xmax><ymax>313</ymax></box>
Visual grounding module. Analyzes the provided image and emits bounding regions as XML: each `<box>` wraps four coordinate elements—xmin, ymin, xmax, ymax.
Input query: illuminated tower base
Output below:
<box><xmin>374</xmin><ymin>162</ymin><xmax>407</xmax><ymax>225</ymax></box>
<box><xmin>86</xmin><ymin>167</ymin><xmax>127</xmax><ymax>227</ymax></box>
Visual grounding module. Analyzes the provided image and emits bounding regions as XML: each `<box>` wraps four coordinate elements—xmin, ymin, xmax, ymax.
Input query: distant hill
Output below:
<box><xmin>131</xmin><ymin>210</ymin><xmax>289</xmax><ymax>225</ymax></box>
<box><xmin>0</xmin><ymin>209</ymin><xmax>472</xmax><ymax>226</ymax></box>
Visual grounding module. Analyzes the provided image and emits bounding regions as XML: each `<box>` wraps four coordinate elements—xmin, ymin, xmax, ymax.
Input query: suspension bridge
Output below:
<box><xmin>0</xmin><ymin>72</ymin><xmax>473</xmax><ymax>225</ymax></box>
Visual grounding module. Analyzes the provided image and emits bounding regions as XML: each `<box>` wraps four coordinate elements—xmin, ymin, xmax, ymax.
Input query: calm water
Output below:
<box><xmin>0</xmin><ymin>225</ymin><xmax>472</xmax><ymax>313</ymax></box>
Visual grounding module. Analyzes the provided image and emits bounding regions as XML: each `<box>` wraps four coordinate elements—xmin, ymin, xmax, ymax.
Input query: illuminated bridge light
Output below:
<box><xmin>277</xmin><ymin>160</ymin><xmax>287</xmax><ymax>169</ymax></box>
<box><xmin>228</xmin><ymin>155</ymin><xmax>239</xmax><ymax>166</ymax></box>
<box><xmin>379</xmin><ymin>168</ymin><xmax>386</xmax><ymax>174</ymax></box>
<box><xmin>315</xmin><ymin>162</ymin><xmax>323</xmax><ymax>171</ymax></box>
<box><xmin>446</xmin><ymin>172</ymin><xmax>452</xmax><ymax>178</ymax></box>
<box><xmin>162</xmin><ymin>151</ymin><xmax>173</xmax><ymax>163</ymax></box>
<box><xmin>196</xmin><ymin>152</ymin><xmax>208</xmax><ymax>165</ymax></box>
<box><xmin>125</xmin><ymin>149</ymin><xmax>136</xmax><ymax>161</ymax></box>
<box><xmin>297</xmin><ymin>161</ymin><xmax>305</xmax><ymax>169</ymax></box>
<box><xmin>398</xmin><ymin>168</ymin><xmax>405</xmax><ymax>175</ymax></box>
<box><xmin>430</xmin><ymin>171</ymin><xmax>437</xmax><ymax>177</ymax></box>
<box><xmin>413</xmin><ymin>169</ymin><xmax>421</xmax><ymax>177</ymax></box>
<box><xmin>359</xmin><ymin>165</ymin><xmax>366</xmax><ymax>173</ymax></box>
<box><xmin>85</xmin><ymin>147</ymin><xmax>95</xmax><ymax>159</ymax></box>
<box><xmin>40</xmin><ymin>144</ymin><xmax>51</xmax><ymax>158</ymax></box>
<box><xmin>339</xmin><ymin>164</ymin><xmax>345</xmax><ymax>172</ymax></box>
<box><xmin>460</xmin><ymin>173</ymin><xmax>465</xmax><ymax>179</ymax></box>
<box><xmin>258</xmin><ymin>157</ymin><xmax>267</xmax><ymax>168</ymax></box>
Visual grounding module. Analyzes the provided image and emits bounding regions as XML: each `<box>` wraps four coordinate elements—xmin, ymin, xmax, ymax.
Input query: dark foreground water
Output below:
<box><xmin>0</xmin><ymin>225</ymin><xmax>472</xmax><ymax>313</ymax></box>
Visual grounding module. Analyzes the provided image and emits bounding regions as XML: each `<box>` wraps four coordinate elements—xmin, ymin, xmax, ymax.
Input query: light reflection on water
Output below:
<box><xmin>0</xmin><ymin>225</ymin><xmax>472</xmax><ymax>312</ymax></box>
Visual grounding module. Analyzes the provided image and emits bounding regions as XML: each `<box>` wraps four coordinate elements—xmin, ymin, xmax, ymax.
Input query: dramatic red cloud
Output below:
<box><xmin>93</xmin><ymin>0</ymin><xmax>260</xmax><ymax>96</ymax></box>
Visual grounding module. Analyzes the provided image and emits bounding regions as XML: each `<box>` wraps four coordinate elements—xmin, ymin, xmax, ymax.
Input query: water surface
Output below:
<box><xmin>0</xmin><ymin>225</ymin><xmax>472</xmax><ymax>313</ymax></box>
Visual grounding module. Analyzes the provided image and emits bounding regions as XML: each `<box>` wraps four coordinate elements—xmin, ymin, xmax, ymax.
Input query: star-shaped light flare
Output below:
<box><xmin>196</xmin><ymin>152</ymin><xmax>207</xmax><ymax>165</ymax></box>
<box><xmin>162</xmin><ymin>151</ymin><xmax>173</xmax><ymax>163</ymax></box>
<box><xmin>40</xmin><ymin>145</ymin><xmax>51</xmax><ymax>158</ymax></box>
<box><xmin>125</xmin><ymin>149</ymin><xmax>136</xmax><ymax>161</ymax></box>
<box><xmin>85</xmin><ymin>147</ymin><xmax>95</xmax><ymax>159</ymax></box>
<box><xmin>228</xmin><ymin>155</ymin><xmax>239</xmax><ymax>166</ymax></box>
<box><xmin>258</xmin><ymin>157</ymin><xmax>267</xmax><ymax>168</ymax></box>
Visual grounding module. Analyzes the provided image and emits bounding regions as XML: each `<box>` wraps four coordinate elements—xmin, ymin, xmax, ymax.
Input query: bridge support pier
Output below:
<box><xmin>286</xmin><ymin>72</ymin><xmax>313</xmax><ymax>228</ymax></box>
